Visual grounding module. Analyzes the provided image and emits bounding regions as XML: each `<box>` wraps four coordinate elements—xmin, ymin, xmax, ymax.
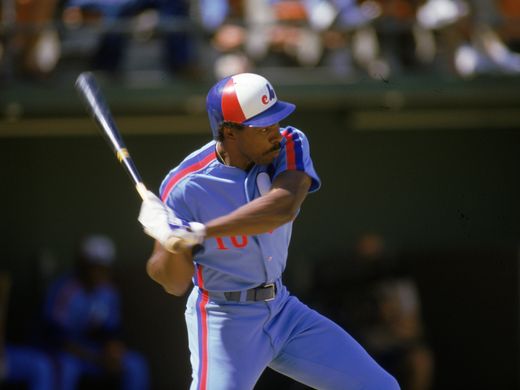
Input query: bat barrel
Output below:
<box><xmin>75</xmin><ymin>72</ymin><xmax>127</xmax><ymax>153</ymax></box>
<box><xmin>75</xmin><ymin>71</ymin><xmax>147</xmax><ymax>199</ymax></box>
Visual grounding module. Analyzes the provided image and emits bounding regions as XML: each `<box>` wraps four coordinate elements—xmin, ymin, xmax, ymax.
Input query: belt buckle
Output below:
<box><xmin>262</xmin><ymin>283</ymin><xmax>275</xmax><ymax>301</ymax></box>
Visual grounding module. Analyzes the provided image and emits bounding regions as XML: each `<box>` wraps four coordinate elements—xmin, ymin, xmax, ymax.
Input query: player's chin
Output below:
<box><xmin>258</xmin><ymin>150</ymin><xmax>279</xmax><ymax>165</ymax></box>
<box><xmin>265</xmin><ymin>146</ymin><xmax>281</xmax><ymax>157</ymax></box>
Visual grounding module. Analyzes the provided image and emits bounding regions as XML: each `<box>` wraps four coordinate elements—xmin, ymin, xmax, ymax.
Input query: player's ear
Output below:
<box><xmin>222</xmin><ymin>125</ymin><xmax>236</xmax><ymax>140</ymax></box>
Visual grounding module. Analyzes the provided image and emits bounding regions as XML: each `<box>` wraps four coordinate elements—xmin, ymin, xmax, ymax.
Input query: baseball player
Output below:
<box><xmin>138</xmin><ymin>73</ymin><xmax>400</xmax><ymax>390</ymax></box>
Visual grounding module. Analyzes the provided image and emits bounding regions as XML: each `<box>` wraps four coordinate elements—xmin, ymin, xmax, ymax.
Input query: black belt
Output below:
<box><xmin>224</xmin><ymin>283</ymin><xmax>277</xmax><ymax>302</ymax></box>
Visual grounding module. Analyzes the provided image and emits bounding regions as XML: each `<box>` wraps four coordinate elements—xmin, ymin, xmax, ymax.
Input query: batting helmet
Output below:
<box><xmin>206</xmin><ymin>73</ymin><xmax>296</xmax><ymax>139</ymax></box>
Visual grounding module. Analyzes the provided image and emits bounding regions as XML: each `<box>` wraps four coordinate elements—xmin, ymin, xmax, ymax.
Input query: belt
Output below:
<box><xmin>223</xmin><ymin>283</ymin><xmax>277</xmax><ymax>302</ymax></box>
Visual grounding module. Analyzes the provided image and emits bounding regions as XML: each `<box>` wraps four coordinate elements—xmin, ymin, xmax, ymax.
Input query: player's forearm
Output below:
<box><xmin>204</xmin><ymin>187</ymin><xmax>300</xmax><ymax>237</ymax></box>
<box><xmin>146</xmin><ymin>241</ymin><xmax>194</xmax><ymax>296</ymax></box>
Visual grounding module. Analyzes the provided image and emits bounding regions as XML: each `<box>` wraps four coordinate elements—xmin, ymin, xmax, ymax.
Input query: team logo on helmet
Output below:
<box><xmin>261</xmin><ymin>84</ymin><xmax>276</xmax><ymax>105</ymax></box>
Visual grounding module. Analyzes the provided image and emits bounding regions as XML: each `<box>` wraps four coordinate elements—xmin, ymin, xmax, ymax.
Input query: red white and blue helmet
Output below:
<box><xmin>206</xmin><ymin>73</ymin><xmax>296</xmax><ymax>139</ymax></box>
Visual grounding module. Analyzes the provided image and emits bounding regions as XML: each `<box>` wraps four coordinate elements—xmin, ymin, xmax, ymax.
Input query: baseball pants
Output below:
<box><xmin>185</xmin><ymin>281</ymin><xmax>400</xmax><ymax>390</ymax></box>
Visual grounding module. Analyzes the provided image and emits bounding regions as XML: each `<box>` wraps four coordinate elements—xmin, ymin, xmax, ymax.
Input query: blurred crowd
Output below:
<box><xmin>0</xmin><ymin>0</ymin><xmax>519</xmax><ymax>83</ymax></box>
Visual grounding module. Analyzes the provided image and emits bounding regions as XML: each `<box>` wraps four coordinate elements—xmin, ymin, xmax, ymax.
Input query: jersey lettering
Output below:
<box><xmin>215</xmin><ymin>236</ymin><xmax>249</xmax><ymax>250</ymax></box>
<box><xmin>215</xmin><ymin>237</ymin><xmax>229</xmax><ymax>250</ymax></box>
<box><xmin>230</xmin><ymin>235</ymin><xmax>248</xmax><ymax>248</ymax></box>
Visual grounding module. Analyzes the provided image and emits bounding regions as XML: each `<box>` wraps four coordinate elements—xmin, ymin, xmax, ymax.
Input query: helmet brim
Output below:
<box><xmin>241</xmin><ymin>100</ymin><xmax>295</xmax><ymax>128</ymax></box>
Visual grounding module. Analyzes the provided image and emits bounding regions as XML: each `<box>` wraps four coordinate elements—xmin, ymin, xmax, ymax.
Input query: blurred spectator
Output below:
<box><xmin>316</xmin><ymin>0</ymin><xmax>383</xmax><ymax>77</ymax></box>
<box><xmin>61</xmin><ymin>0</ymin><xmax>197</xmax><ymax>77</ymax></box>
<box><xmin>41</xmin><ymin>234</ymin><xmax>149</xmax><ymax>390</ymax></box>
<box><xmin>0</xmin><ymin>272</ymin><xmax>56</xmax><ymax>390</ymax></box>
<box><xmin>312</xmin><ymin>233</ymin><xmax>434</xmax><ymax>390</ymax></box>
<box><xmin>366</xmin><ymin>0</ymin><xmax>423</xmax><ymax>77</ymax></box>
<box><xmin>0</xmin><ymin>0</ymin><xmax>61</xmax><ymax>80</ymax></box>
<box><xmin>415</xmin><ymin>0</ymin><xmax>520</xmax><ymax>78</ymax></box>
<box><xmin>252</xmin><ymin>0</ymin><xmax>323</xmax><ymax>68</ymax></box>
<box><xmin>197</xmin><ymin>0</ymin><xmax>349</xmax><ymax>78</ymax></box>
<box><xmin>496</xmin><ymin>0</ymin><xmax>520</xmax><ymax>52</ymax></box>
<box><xmin>196</xmin><ymin>0</ymin><xmax>253</xmax><ymax>78</ymax></box>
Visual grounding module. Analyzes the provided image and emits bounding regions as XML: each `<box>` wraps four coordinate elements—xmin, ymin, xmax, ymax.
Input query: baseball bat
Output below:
<box><xmin>75</xmin><ymin>71</ymin><xmax>148</xmax><ymax>200</ymax></box>
<box><xmin>75</xmin><ymin>72</ymin><xmax>184</xmax><ymax>252</ymax></box>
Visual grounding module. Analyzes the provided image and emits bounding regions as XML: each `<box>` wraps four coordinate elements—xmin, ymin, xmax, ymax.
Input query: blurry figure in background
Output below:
<box><xmin>0</xmin><ymin>0</ymin><xmax>61</xmax><ymax>80</ymax></box>
<box><xmin>197</xmin><ymin>0</ymin><xmax>337</xmax><ymax>79</ymax></box>
<box><xmin>0</xmin><ymin>272</ymin><xmax>55</xmax><ymax>390</ymax></box>
<box><xmin>62</xmin><ymin>0</ymin><xmax>197</xmax><ymax>77</ymax></box>
<box><xmin>474</xmin><ymin>0</ymin><xmax>520</xmax><ymax>74</ymax></box>
<box><xmin>363</xmin><ymin>0</ymin><xmax>424</xmax><ymax>78</ymax></box>
<box><xmin>313</xmin><ymin>0</ymin><xmax>386</xmax><ymax>78</ymax></box>
<box><xmin>42</xmin><ymin>235</ymin><xmax>149</xmax><ymax>390</ymax></box>
<box><xmin>357</xmin><ymin>237</ymin><xmax>433</xmax><ymax>390</ymax></box>
<box><xmin>415</xmin><ymin>0</ymin><xmax>520</xmax><ymax>77</ymax></box>
<box><xmin>312</xmin><ymin>233</ymin><xmax>434</xmax><ymax>390</ymax></box>
<box><xmin>245</xmin><ymin>0</ymin><xmax>376</xmax><ymax>73</ymax></box>
<box><xmin>251</xmin><ymin>0</ymin><xmax>324</xmax><ymax>68</ymax></box>
<box><xmin>496</xmin><ymin>0</ymin><xmax>520</xmax><ymax>52</ymax></box>
<box><xmin>197</xmin><ymin>0</ymin><xmax>254</xmax><ymax>79</ymax></box>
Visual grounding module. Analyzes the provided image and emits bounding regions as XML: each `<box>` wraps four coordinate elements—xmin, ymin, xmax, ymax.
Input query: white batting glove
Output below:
<box><xmin>138</xmin><ymin>191</ymin><xmax>206</xmax><ymax>253</ymax></box>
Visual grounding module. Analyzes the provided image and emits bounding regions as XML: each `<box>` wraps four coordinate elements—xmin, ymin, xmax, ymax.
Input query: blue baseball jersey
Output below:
<box><xmin>159</xmin><ymin>126</ymin><xmax>320</xmax><ymax>292</ymax></box>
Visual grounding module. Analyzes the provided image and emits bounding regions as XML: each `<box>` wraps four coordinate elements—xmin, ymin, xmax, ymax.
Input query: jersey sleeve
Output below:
<box><xmin>158</xmin><ymin>142</ymin><xmax>217</xmax><ymax>222</ymax></box>
<box><xmin>159</xmin><ymin>172</ymin><xmax>195</xmax><ymax>223</ymax></box>
<box><xmin>272</xmin><ymin>127</ymin><xmax>321</xmax><ymax>192</ymax></box>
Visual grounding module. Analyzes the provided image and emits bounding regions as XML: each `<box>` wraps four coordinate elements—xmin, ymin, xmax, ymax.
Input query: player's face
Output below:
<box><xmin>234</xmin><ymin>123</ymin><xmax>283</xmax><ymax>167</ymax></box>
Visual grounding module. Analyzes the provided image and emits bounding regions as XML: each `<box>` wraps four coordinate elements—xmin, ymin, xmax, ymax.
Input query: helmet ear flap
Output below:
<box><xmin>208</xmin><ymin>108</ymin><xmax>222</xmax><ymax>139</ymax></box>
<box><xmin>206</xmin><ymin>76</ymin><xmax>230</xmax><ymax>139</ymax></box>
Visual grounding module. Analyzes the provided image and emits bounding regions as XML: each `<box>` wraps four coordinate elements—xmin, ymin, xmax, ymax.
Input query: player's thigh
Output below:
<box><xmin>185</xmin><ymin>293</ymin><xmax>273</xmax><ymax>390</ymax></box>
<box><xmin>269</xmin><ymin>302</ymin><xmax>400</xmax><ymax>390</ymax></box>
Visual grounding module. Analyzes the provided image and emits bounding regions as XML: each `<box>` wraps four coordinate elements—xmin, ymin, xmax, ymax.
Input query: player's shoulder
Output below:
<box><xmin>280</xmin><ymin>126</ymin><xmax>309</xmax><ymax>142</ymax></box>
<box><xmin>279</xmin><ymin>126</ymin><xmax>312</xmax><ymax>152</ymax></box>
<box><xmin>159</xmin><ymin>141</ymin><xmax>218</xmax><ymax>200</ymax></box>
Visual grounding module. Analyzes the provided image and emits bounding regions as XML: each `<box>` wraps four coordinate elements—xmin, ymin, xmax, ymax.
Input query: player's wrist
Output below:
<box><xmin>187</xmin><ymin>222</ymin><xmax>206</xmax><ymax>240</ymax></box>
<box><xmin>162</xmin><ymin>222</ymin><xmax>206</xmax><ymax>254</ymax></box>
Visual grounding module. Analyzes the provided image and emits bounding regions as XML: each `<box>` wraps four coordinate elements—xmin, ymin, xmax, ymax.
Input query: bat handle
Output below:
<box><xmin>135</xmin><ymin>182</ymin><xmax>148</xmax><ymax>200</ymax></box>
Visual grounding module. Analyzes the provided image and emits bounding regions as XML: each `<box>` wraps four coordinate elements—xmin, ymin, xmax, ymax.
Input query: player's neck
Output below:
<box><xmin>216</xmin><ymin>141</ymin><xmax>252</xmax><ymax>171</ymax></box>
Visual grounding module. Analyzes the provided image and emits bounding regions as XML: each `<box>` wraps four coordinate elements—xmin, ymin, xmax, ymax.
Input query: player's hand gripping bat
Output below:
<box><xmin>74</xmin><ymin>72</ymin><xmax>188</xmax><ymax>253</ymax></box>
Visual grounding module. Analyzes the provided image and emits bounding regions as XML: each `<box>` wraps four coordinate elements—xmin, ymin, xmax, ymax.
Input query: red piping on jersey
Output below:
<box><xmin>196</xmin><ymin>265</ymin><xmax>209</xmax><ymax>390</ymax></box>
<box><xmin>161</xmin><ymin>152</ymin><xmax>216</xmax><ymax>202</ymax></box>
<box><xmin>282</xmin><ymin>129</ymin><xmax>296</xmax><ymax>170</ymax></box>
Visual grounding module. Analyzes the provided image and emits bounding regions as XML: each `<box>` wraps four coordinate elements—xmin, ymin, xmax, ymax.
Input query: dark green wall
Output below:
<box><xmin>4</xmin><ymin>116</ymin><xmax>519</xmax><ymax>265</ymax></box>
<box><xmin>1</xmin><ymin>109</ymin><xmax>519</xmax><ymax>388</ymax></box>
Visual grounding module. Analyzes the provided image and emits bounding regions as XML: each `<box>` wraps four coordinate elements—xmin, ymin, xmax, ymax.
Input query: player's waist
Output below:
<box><xmin>198</xmin><ymin>278</ymin><xmax>282</xmax><ymax>303</ymax></box>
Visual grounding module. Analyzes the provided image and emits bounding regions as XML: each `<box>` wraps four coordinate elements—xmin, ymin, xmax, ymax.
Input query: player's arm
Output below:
<box><xmin>204</xmin><ymin>169</ymin><xmax>311</xmax><ymax>237</ymax></box>
<box><xmin>145</xmin><ymin>241</ymin><xmax>194</xmax><ymax>296</ymax></box>
<box><xmin>138</xmin><ymin>192</ymin><xmax>200</xmax><ymax>296</ymax></box>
